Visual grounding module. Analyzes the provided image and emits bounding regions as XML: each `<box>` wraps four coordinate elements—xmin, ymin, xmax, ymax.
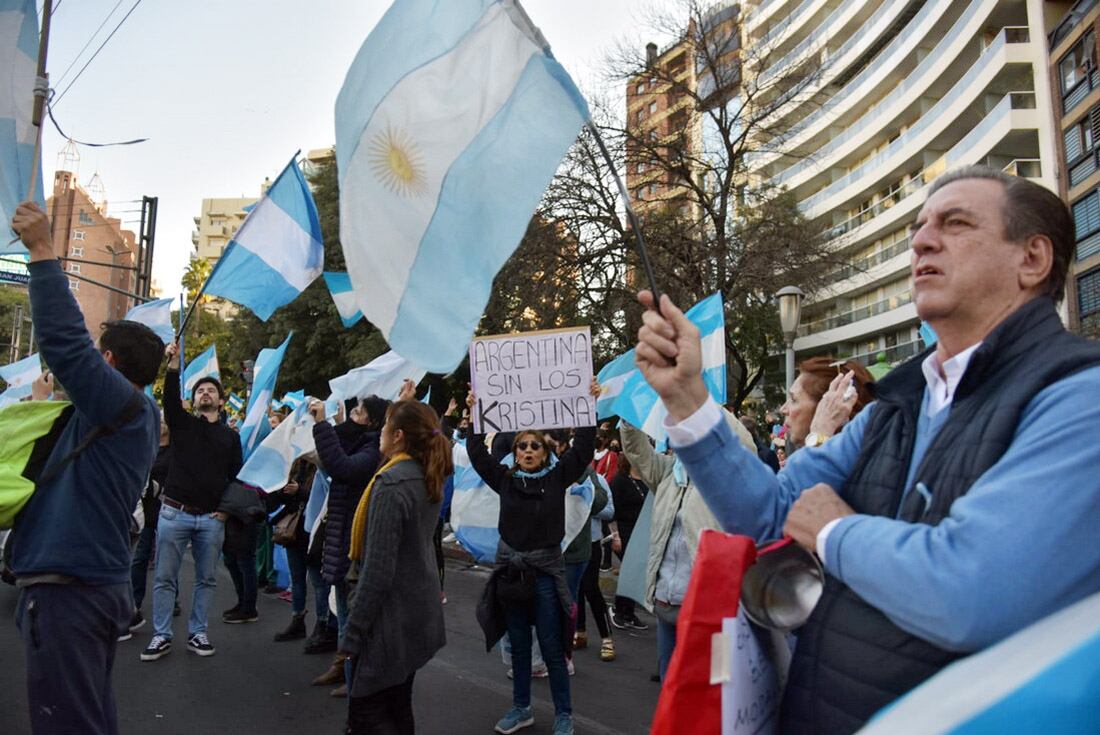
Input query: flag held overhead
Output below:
<box><xmin>335</xmin><ymin>0</ymin><xmax>589</xmax><ymax>373</ymax></box>
<box><xmin>202</xmin><ymin>156</ymin><xmax>323</xmax><ymax>321</ymax></box>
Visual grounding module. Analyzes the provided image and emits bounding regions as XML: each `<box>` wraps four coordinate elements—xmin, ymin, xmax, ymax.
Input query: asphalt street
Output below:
<box><xmin>0</xmin><ymin>555</ymin><xmax>658</xmax><ymax>734</ymax></box>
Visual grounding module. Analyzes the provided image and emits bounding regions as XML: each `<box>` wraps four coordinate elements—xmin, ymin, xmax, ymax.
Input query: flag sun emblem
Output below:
<box><xmin>368</xmin><ymin>126</ymin><xmax>427</xmax><ymax>196</ymax></box>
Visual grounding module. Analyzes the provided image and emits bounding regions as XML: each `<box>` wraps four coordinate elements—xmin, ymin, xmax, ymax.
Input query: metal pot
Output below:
<box><xmin>740</xmin><ymin>538</ymin><xmax>824</xmax><ymax>631</ymax></box>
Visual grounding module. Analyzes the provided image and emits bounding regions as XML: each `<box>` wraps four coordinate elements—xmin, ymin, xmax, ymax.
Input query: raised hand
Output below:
<box><xmin>635</xmin><ymin>291</ymin><xmax>709</xmax><ymax>422</ymax></box>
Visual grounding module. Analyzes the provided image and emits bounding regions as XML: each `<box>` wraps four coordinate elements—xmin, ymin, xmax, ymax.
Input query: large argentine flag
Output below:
<box><xmin>613</xmin><ymin>293</ymin><xmax>727</xmax><ymax>443</ymax></box>
<box><xmin>328</xmin><ymin>350</ymin><xmax>425</xmax><ymax>403</ymax></box>
<box><xmin>335</xmin><ymin>0</ymin><xmax>589</xmax><ymax>373</ymax></box>
<box><xmin>322</xmin><ymin>272</ymin><xmax>363</xmax><ymax>327</ymax></box>
<box><xmin>124</xmin><ymin>298</ymin><xmax>175</xmax><ymax>344</ymax></box>
<box><xmin>240</xmin><ymin>333</ymin><xmax>292</xmax><ymax>460</ymax></box>
<box><xmin>0</xmin><ymin>351</ymin><xmax>40</xmax><ymax>402</ymax></box>
<box><xmin>203</xmin><ymin>157</ymin><xmax>323</xmax><ymax>320</ymax></box>
<box><xmin>859</xmin><ymin>590</ymin><xmax>1100</xmax><ymax>734</ymax></box>
<box><xmin>237</xmin><ymin>401</ymin><xmax>317</xmax><ymax>493</ymax></box>
<box><xmin>0</xmin><ymin>0</ymin><xmax>42</xmax><ymax>255</ymax></box>
<box><xmin>596</xmin><ymin>349</ymin><xmax>638</xmax><ymax>419</ymax></box>
<box><xmin>182</xmin><ymin>345</ymin><xmax>219</xmax><ymax>397</ymax></box>
<box><xmin>449</xmin><ymin>440</ymin><xmax>594</xmax><ymax>563</ymax></box>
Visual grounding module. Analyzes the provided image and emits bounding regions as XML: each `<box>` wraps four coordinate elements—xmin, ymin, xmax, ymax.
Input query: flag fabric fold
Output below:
<box><xmin>595</xmin><ymin>349</ymin><xmax>638</xmax><ymax>419</ymax></box>
<box><xmin>609</xmin><ymin>292</ymin><xmax>727</xmax><ymax>443</ymax></box>
<box><xmin>328</xmin><ymin>350</ymin><xmax>425</xmax><ymax>403</ymax></box>
<box><xmin>0</xmin><ymin>0</ymin><xmax>43</xmax><ymax>256</ymax></box>
<box><xmin>0</xmin><ymin>352</ymin><xmax>41</xmax><ymax>402</ymax></box>
<box><xmin>124</xmin><ymin>298</ymin><xmax>175</xmax><ymax>344</ymax></box>
<box><xmin>237</xmin><ymin>401</ymin><xmax>317</xmax><ymax>493</ymax></box>
<box><xmin>239</xmin><ymin>333</ymin><xmax>292</xmax><ymax>460</ymax></box>
<box><xmin>322</xmin><ymin>271</ymin><xmax>364</xmax><ymax>327</ymax></box>
<box><xmin>182</xmin><ymin>345</ymin><xmax>219</xmax><ymax>397</ymax></box>
<box><xmin>203</xmin><ymin>157</ymin><xmax>323</xmax><ymax>320</ymax></box>
<box><xmin>335</xmin><ymin>0</ymin><xmax>590</xmax><ymax>372</ymax></box>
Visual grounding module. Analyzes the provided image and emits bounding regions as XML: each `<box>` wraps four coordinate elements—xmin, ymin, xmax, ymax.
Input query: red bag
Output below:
<box><xmin>651</xmin><ymin>530</ymin><xmax>758</xmax><ymax>735</ymax></box>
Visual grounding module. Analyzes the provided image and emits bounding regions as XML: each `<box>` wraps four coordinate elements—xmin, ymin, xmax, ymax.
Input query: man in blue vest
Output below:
<box><xmin>10</xmin><ymin>201</ymin><xmax>163</xmax><ymax>735</ymax></box>
<box><xmin>633</xmin><ymin>166</ymin><xmax>1100</xmax><ymax>733</ymax></box>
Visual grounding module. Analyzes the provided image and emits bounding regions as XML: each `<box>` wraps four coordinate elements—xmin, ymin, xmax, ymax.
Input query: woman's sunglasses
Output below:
<box><xmin>516</xmin><ymin>441</ymin><xmax>544</xmax><ymax>451</ymax></box>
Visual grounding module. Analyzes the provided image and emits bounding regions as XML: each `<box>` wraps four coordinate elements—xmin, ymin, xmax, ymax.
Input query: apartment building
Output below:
<box><xmin>742</xmin><ymin>0</ymin><xmax>1064</xmax><ymax>366</ymax></box>
<box><xmin>1050</xmin><ymin>0</ymin><xmax>1100</xmax><ymax>338</ymax></box>
<box><xmin>191</xmin><ymin>194</ymin><xmax>258</xmax><ymax>319</ymax></box>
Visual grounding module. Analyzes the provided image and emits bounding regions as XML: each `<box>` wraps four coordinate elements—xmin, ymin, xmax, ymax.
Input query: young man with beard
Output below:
<box><xmin>141</xmin><ymin>342</ymin><xmax>242</xmax><ymax>661</ymax></box>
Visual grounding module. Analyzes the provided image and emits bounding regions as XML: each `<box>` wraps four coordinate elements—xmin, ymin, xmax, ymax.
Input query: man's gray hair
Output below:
<box><xmin>926</xmin><ymin>165</ymin><xmax>1073</xmax><ymax>302</ymax></box>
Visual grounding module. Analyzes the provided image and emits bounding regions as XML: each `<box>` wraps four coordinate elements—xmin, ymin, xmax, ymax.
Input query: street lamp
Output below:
<box><xmin>776</xmin><ymin>286</ymin><xmax>804</xmax><ymax>392</ymax></box>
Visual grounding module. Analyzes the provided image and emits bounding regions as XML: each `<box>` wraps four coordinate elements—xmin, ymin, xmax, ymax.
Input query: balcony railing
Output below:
<box><xmin>773</xmin><ymin>24</ymin><xmax>1028</xmax><ymax>187</ymax></box>
<box><xmin>847</xmin><ymin>338</ymin><xmax>924</xmax><ymax>367</ymax></box>
<box><xmin>757</xmin><ymin>0</ymin><xmax>851</xmax><ymax>82</ymax></box>
<box><xmin>798</xmin><ymin>289</ymin><xmax>913</xmax><ymax>336</ymax></box>
<box><xmin>1003</xmin><ymin>158</ymin><xmax>1042</xmax><ymax>178</ymax></box>
<box><xmin>757</xmin><ymin>0</ymin><xmax>819</xmax><ymax>49</ymax></box>
<box><xmin>804</xmin><ymin>90</ymin><xmax>1035</xmax><ymax>219</ymax></box>
<box><xmin>1063</xmin><ymin>67</ymin><xmax>1100</xmax><ymax>114</ymax></box>
<box><xmin>825</xmin><ymin>236</ymin><xmax>911</xmax><ymax>282</ymax></box>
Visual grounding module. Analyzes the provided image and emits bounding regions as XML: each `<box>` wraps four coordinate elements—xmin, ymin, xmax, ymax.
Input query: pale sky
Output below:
<box><xmin>37</xmin><ymin>1</ymin><xmax>678</xmax><ymax>302</ymax></box>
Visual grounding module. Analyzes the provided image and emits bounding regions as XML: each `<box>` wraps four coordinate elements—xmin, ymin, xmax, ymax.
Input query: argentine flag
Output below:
<box><xmin>0</xmin><ymin>0</ymin><xmax>42</xmax><ymax>255</ymax></box>
<box><xmin>0</xmin><ymin>351</ymin><xmax>40</xmax><ymax>402</ymax></box>
<box><xmin>203</xmin><ymin>156</ymin><xmax>323</xmax><ymax>320</ymax></box>
<box><xmin>237</xmin><ymin>401</ymin><xmax>317</xmax><ymax>493</ymax></box>
<box><xmin>280</xmin><ymin>390</ymin><xmax>306</xmax><ymax>409</ymax></box>
<box><xmin>240</xmin><ymin>333</ymin><xmax>292</xmax><ymax>460</ymax></box>
<box><xmin>322</xmin><ymin>272</ymin><xmax>363</xmax><ymax>327</ymax></box>
<box><xmin>612</xmin><ymin>292</ymin><xmax>727</xmax><ymax>443</ymax></box>
<box><xmin>182</xmin><ymin>345</ymin><xmax>219</xmax><ymax>397</ymax></box>
<box><xmin>124</xmin><ymin>298</ymin><xmax>175</xmax><ymax>344</ymax></box>
<box><xmin>227</xmin><ymin>392</ymin><xmax>245</xmax><ymax>413</ymax></box>
<box><xmin>335</xmin><ymin>0</ymin><xmax>589</xmax><ymax>373</ymax></box>
<box><xmin>328</xmin><ymin>350</ymin><xmax>425</xmax><ymax>403</ymax></box>
<box><xmin>859</xmin><ymin>590</ymin><xmax>1100</xmax><ymax>734</ymax></box>
<box><xmin>596</xmin><ymin>349</ymin><xmax>638</xmax><ymax>419</ymax></box>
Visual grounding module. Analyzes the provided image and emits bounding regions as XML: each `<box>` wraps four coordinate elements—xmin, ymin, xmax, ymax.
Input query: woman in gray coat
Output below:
<box><xmin>339</xmin><ymin>397</ymin><xmax>454</xmax><ymax>734</ymax></box>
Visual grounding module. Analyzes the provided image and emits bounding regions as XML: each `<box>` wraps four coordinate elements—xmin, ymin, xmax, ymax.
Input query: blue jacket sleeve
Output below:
<box><xmin>312</xmin><ymin>422</ymin><xmax>380</xmax><ymax>485</ymax></box>
<box><xmin>28</xmin><ymin>259</ymin><xmax>139</xmax><ymax>425</ymax></box>
<box><xmin>825</xmin><ymin>366</ymin><xmax>1100</xmax><ymax>652</ymax></box>
<box><xmin>673</xmin><ymin>405</ymin><xmax>872</xmax><ymax>541</ymax></box>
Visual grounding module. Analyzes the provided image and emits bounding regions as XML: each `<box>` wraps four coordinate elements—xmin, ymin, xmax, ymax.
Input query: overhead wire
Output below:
<box><xmin>52</xmin><ymin>0</ymin><xmax>126</xmax><ymax>90</ymax></box>
<box><xmin>51</xmin><ymin>0</ymin><xmax>145</xmax><ymax>109</ymax></box>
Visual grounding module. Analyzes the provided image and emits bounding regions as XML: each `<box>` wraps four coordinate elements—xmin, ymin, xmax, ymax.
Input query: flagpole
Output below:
<box><xmin>585</xmin><ymin>121</ymin><xmax>661</xmax><ymax>301</ymax></box>
<box><xmin>25</xmin><ymin>0</ymin><xmax>53</xmax><ymax>202</ymax></box>
<box><xmin>175</xmin><ymin>150</ymin><xmax>304</xmax><ymax>337</ymax></box>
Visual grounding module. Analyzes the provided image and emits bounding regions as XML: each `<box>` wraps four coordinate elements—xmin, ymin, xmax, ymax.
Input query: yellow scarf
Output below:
<box><xmin>348</xmin><ymin>452</ymin><xmax>411</xmax><ymax>562</ymax></box>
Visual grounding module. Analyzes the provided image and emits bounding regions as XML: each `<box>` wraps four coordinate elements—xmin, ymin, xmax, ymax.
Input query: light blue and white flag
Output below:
<box><xmin>240</xmin><ymin>333</ymin><xmax>292</xmax><ymax>460</ymax></box>
<box><xmin>449</xmin><ymin>440</ymin><xmax>594</xmax><ymax>563</ymax></box>
<box><xmin>124</xmin><ymin>298</ymin><xmax>175</xmax><ymax>344</ymax></box>
<box><xmin>203</xmin><ymin>156</ymin><xmax>323</xmax><ymax>320</ymax></box>
<box><xmin>322</xmin><ymin>272</ymin><xmax>363</xmax><ymax>328</ymax></box>
<box><xmin>0</xmin><ymin>0</ymin><xmax>43</xmax><ymax>256</ymax></box>
<box><xmin>328</xmin><ymin>350</ymin><xmax>425</xmax><ymax>403</ymax></box>
<box><xmin>304</xmin><ymin>471</ymin><xmax>330</xmax><ymax>547</ymax></box>
<box><xmin>335</xmin><ymin>0</ymin><xmax>589</xmax><ymax>373</ymax></box>
<box><xmin>237</xmin><ymin>401</ymin><xmax>318</xmax><ymax>493</ymax></box>
<box><xmin>0</xmin><ymin>351</ymin><xmax>40</xmax><ymax>401</ymax></box>
<box><xmin>227</xmin><ymin>392</ymin><xmax>245</xmax><ymax>413</ymax></box>
<box><xmin>182</xmin><ymin>345</ymin><xmax>219</xmax><ymax>397</ymax></box>
<box><xmin>280</xmin><ymin>390</ymin><xmax>306</xmax><ymax>409</ymax></box>
<box><xmin>612</xmin><ymin>292</ymin><xmax>726</xmax><ymax>443</ymax></box>
<box><xmin>596</xmin><ymin>349</ymin><xmax>638</xmax><ymax>419</ymax></box>
<box><xmin>859</xmin><ymin>590</ymin><xmax>1100</xmax><ymax>734</ymax></box>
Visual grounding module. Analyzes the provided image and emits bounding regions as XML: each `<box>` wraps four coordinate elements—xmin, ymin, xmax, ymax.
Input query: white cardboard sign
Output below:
<box><xmin>469</xmin><ymin>326</ymin><xmax>595</xmax><ymax>434</ymax></box>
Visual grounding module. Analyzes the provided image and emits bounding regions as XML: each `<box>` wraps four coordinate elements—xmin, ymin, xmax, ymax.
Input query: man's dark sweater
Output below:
<box><xmin>162</xmin><ymin>368</ymin><xmax>241</xmax><ymax>512</ymax></box>
<box><xmin>11</xmin><ymin>260</ymin><xmax>160</xmax><ymax>584</ymax></box>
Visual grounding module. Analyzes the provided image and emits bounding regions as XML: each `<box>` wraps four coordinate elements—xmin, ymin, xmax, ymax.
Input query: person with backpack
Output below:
<box><xmin>8</xmin><ymin>201</ymin><xmax>164</xmax><ymax>735</ymax></box>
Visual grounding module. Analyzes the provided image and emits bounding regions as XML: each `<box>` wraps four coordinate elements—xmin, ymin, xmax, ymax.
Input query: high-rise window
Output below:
<box><xmin>1060</xmin><ymin>30</ymin><xmax>1097</xmax><ymax>112</ymax></box>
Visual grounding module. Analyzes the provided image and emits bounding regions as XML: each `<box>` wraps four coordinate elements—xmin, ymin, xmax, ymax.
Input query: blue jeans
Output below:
<box><xmin>130</xmin><ymin>524</ymin><xmax>156</xmax><ymax>609</ymax></box>
<box><xmin>504</xmin><ymin>573</ymin><xmax>571</xmax><ymax>716</ymax></box>
<box><xmin>285</xmin><ymin>546</ymin><xmax>307</xmax><ymax>615</ymax></box>
<box><xmin>564</xmin><ymin>561</ymin><xmax>586</xmax><ymax>604</ymax></box>
<box><xmin>335</xmin><ymin>580</ymin><xmax>350</xmax><ymax>642</ymax></box>
<box><xmin>151</xmin><ymin>506</ymin><xmax>225</xmax><ymax>638</ymax></box>
<box><xmin>657</xmin><ymin>616</ymin><xmax>677</xmax><ymax>682</ymax></box>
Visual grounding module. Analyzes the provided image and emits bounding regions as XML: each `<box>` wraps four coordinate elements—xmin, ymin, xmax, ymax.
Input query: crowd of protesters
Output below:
<box><xmin>6</xmin><ymin>164</ymin><xmax>1100</xmax><ymax>735</ymax></box>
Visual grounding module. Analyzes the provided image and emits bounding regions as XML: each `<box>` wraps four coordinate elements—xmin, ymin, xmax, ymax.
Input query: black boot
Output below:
<box><xmin>274</xmin><ymin>612</ymin><xmax>308</xmax><ymax>642</ymax></box>
<box><xmin>303</xmin><ymin>618</ymin><xmax>338</xmax><ymax>654</ymax></box>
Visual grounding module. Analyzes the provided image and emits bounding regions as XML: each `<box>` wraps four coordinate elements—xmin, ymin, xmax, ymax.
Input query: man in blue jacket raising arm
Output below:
<box><xmin>633</xmin><ymin>166</ymin><xmax>1100</xmax><ymax>733</ymax></box>
<box><xmin>9</xmin><ymin>201</ymin><xmax>163</xmax><ymax>735</ymax></box>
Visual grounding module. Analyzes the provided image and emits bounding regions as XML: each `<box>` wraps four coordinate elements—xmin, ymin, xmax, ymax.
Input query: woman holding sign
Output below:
<box><xmin>469</xmin><ymin>380</ymin><xmax>600</xmax><ymax>735</ymax></box>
